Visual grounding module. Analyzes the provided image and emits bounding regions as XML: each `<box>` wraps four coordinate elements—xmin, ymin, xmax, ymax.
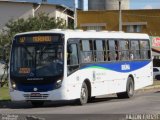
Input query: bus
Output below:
<box><xmin>9</xmin><ymin>29</ymin><xmax>153</xmax><ymax>106</ymax></box>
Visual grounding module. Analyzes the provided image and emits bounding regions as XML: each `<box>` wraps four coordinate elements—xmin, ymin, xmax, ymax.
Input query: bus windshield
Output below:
<box><xmin>11</xmin><ymin>44</ymin><xmax>63</xmax><ymax>77</ymax></box>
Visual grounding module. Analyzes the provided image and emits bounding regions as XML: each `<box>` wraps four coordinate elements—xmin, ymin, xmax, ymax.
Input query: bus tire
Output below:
<box><xmin>31</xmin><ymin>101</ymin><xmax>44</xmax><ymax>107</ymax></box>
<box><xmin>76</xmin><ymin>82</ymin><xmax>88</xmax><ymax>105</ymax></box>
<box><xmin>117</xmin><ymin>77</ymin><xmax>134</xmax><ymax>99</ymax></box>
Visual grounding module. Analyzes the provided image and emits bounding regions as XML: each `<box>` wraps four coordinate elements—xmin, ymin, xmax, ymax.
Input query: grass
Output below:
<box><xmin>0</xmin><ymin>86</ymin><xmax>10</xmax><ymax>101</ymax></box>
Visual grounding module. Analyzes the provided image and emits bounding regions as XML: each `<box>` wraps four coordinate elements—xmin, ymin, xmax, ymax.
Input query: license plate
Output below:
<box><xmin>30</xmin><ymin>93</ymin><xmax>41</xmax><ymax>97</ymax></box>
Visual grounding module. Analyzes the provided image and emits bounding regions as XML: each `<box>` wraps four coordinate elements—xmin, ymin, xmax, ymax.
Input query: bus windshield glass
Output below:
<box><xmin>11</xmin><ymin>34</ymin><xmax>64</xmax><ymax>77</ymax></box>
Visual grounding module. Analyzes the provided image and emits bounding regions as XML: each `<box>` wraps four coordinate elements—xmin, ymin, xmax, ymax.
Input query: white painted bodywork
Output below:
<box><xmin>9</xmin><ymin>30</ymin><xmax>153</xmax><ymax>101</ymax></box>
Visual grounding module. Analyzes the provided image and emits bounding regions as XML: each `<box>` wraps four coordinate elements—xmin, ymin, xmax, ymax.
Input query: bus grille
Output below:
<box><xmin>23</xmin><ymin>93</ymin><xmax>49</xmax><ymax>100</ymax></box>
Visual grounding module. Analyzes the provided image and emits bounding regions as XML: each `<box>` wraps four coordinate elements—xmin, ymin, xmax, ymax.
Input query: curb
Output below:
<box><xmin>137</xmin><ymin>85</ymin><xmax>160</xmax><ymax>92</ymax></box>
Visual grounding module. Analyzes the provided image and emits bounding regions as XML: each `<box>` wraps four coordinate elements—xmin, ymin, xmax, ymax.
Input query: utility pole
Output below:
<box><xmin>118</xmin><ymin>0</ymin><xmax>122</xmax><ymax>31</ymax></box>
<box><xmin>74</xmin><ymin>0</ymin><xmax>77</xmax><ymax>29</ymax></box>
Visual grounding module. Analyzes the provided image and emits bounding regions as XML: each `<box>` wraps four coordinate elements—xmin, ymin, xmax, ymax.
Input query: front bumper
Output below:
<box><xmin>10</xmin><ymin>84</ymin><xmax>81</xmax><ymax>101</ymax></box>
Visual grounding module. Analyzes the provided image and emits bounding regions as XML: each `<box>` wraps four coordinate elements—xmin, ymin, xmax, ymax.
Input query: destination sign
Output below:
<box><xmin>16</xmin><ymin>34</ymin><xmax>62</xmax><ymax>44</ymax></box>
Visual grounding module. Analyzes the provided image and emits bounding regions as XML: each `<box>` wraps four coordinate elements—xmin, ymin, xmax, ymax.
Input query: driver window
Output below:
<box><xmin>67</xmin><ymin>43</ymin><xmax>79</xmax><ymax>75</ymax></box>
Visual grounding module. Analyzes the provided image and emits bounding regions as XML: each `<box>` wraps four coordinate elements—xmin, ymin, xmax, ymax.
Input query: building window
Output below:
<box><xmin>87</xmin><ymin>26</ymin><xmax>103</xmax><ymax>31</ymax></box>
<box><xmin>127</xmin><ymin>25</ymin><xmax>142</xmax><ymax>33</ymax></box>
<box><xmin>80</xmin><ymin>23</ymin><xmax>106</xmax><ymax>31</ymax></box>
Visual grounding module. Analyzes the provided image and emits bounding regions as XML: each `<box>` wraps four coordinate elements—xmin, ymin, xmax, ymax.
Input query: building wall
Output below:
<box><xmin>77</xmin><ymin>9</ymin><xmax>160</xmax><ymax>36</ymax></box>
<box><xmin>55</xmin><ymin>10</ymin><xmax>69</xmax><ymax>26</ymax></box>
<box><xmin>0</xmin><ymin>1</ymin><xmax>74</xmax><ymax>30</ymax></box>
<box><xmin>0</xmin><ymin>2</ymin><xmax>33</xmax><ymax>29</ymax></box>
<box><xmin>34</xmin><ymin>4</ymin><xmax>56</xmax><ymax>17</ymax></box>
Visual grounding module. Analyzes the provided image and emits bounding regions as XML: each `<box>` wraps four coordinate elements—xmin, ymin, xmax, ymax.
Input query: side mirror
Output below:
<box><xmin>67</xmin><ymin>45</ymin><xmax>72</xmax><ymax>53</ymax></box>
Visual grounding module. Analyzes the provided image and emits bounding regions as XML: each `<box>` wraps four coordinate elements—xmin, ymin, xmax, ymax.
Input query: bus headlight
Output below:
<box><xmin>12</xmin><ymin>83</ymin><xmax>16</xmax><ymax>89</ymax></box>
<box><xmin>11</xmin><ymin>81</ymin><xmax>17</xmax><ymax>90</ymax></box>
<box><xmin>55</xmin><ymin>79</ymin><xmax>62</xmax><ymax>89</ymax></box>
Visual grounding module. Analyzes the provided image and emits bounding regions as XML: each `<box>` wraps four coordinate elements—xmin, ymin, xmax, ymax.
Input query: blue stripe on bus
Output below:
<box><xmin>81</xmin><ymin>60</ymin><xmax>151</xmax><ymax>73</ymax></box>
<box><xmin>16</xmin><ymin>83</ymin><xmax>54</xmax><ymax>92</ymax></box>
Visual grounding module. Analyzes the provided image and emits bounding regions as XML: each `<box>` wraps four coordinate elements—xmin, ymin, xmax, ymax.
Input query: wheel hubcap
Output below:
<box><xmin>129</xmin><ymin>82</ymin><xmax>133</xmax><ymax>95</ymax></box>
<box><xmin>81</xmin><ymin>87</ymin><xmax>86</xmax><ymax>100</ymax></box>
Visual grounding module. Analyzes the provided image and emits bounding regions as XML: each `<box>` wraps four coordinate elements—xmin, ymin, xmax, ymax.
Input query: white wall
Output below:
<box><xmin>0</xmin><ymin>1</ymin><xmax>73</xmax><ymax>30</ymax></box>
<box><xmin>34</xmin><ymin>4</ymin><xmax>56</xmax><ymax>17</ymax></box>
<box><xmin>35</xmin><ymin>4</ymin><xmax>70</xmax><ymax>26</ymax></box>
<box><xmin>55</xmin><ymin>10</ymin><xmax>68</xmax><ymax>26</ymax></box>
<box><xmin>0</xmin><ymin>2</ymin><xmax>33</xmax><ymax>29</ymax></box>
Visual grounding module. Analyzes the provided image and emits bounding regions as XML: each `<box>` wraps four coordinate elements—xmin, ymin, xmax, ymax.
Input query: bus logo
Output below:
<box><xmin>33</xmin><ymin>88</ymin><xmax>38</xmax><ymax>92</ymax></box>
<box><xmin>121</xmin><ymin>64</ymin><xmax>130</xmax><ymax>71</ymax></box>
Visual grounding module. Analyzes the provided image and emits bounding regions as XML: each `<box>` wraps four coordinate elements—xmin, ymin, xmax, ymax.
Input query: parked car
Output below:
<box><xmin>153</xmin><ymin>67</ymin><xmax>160</xmax><ymax>80</ymax></box>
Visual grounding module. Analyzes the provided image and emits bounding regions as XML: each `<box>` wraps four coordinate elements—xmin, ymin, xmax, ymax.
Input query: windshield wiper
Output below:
<box><xmin>23</xmin><ymin>46</ymin><xmax>34</xmax><ymax>59</ymax></box>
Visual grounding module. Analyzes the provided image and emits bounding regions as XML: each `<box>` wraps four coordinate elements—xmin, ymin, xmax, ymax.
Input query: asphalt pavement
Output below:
<box><xmin>0</xmin><ymin>82</ymin><xmax>160</xmax><ymax>120</ymax></box>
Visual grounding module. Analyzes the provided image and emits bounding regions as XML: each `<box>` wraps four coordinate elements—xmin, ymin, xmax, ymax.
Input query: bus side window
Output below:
<box><xmin>130</xmin><ymin>40</ymin><xmax>140</xmax><ymax>60</ymax></box>
<box><xmin>80</xmin><ymin>40</ymin><xmax>93</xmax><ymax>63</ymax></box>
<box><xmin>94</xmin><ymin>40</ymin><xmax>105</xmax><ymax>62</ymax></box>
<box><xmin>140</xmin><ymin>40</ymin><xmax>150</xmax><ymax>59</ymax></box>
<box><xmin>67</xmin><ymin>43</ymin><xmax>79</xmax><ymax>75</ymax></box>
<box><xmin>105</xmin><ymin>40</ymin><xmax>109</xmax><ymax>61</ymax></box>
<box><xmin>115</xmin><ymin>40</ymin><xmax>119</xmax><ymax>60</ymax></box>
<box><xmin>119</xmin><ymin>40</ymin><xmax>129</xmax><ymax>61</ymax></box>
<box><xmin>108</xmin><ymin>40</ymin><xmax>117</xmax><ymax>61</ymax></box>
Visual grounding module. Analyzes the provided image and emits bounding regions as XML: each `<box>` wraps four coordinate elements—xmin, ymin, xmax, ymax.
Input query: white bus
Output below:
<box><xmin>9</xmin><ymin>29</ymin><xmax>153</xmax><ymax>106</ymax></box>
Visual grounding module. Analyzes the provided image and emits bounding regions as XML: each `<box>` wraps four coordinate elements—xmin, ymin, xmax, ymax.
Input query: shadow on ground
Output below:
<box><xmin>155</xmin><ymin>90</ymin><xmax>160</xmax><ymax>93</ymax></box>
<box><xmin>0</xmin><ymin>95</ymin><xmax>121</xmax><ymax>109</ymax></box>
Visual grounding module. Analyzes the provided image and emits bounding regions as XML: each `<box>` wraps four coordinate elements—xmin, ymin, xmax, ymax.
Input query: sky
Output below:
<box><xmin>130</xmin><ymin>0</ymin><xmax>160</xmax><ymax>9</ymax></box>
<box><xmin>16</xmin><ymin>0</ymin><xmax>160</xmax><ymax>10</ymax></box>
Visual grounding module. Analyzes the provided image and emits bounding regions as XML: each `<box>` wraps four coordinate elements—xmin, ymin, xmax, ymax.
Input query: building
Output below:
<box><xmin>77</xmin><ymin>9</ymin><xmax>160</xmax><ymax>59</ymax></box>
<box><xmin>0</xmin><ymin>0</ymin><xmax>74</xmax><ymax>30</ymax></box>
<box><xmin>150</xmin><ymin>36</ymin><xmax>160</xmax><ymax>60</ymax></box>
<box><xmin>78</xmin><ymin>0</ymin><xmax>88</xmax><ymax>10</ymax></box>
<box><xmin>78</xmin><ymin>9</ymin><xmax>160</xmax><ymax>35</ymax></box>
<box><xmin>88</xmin><ymin>0</ymin><xmax>130</xmax><ymax>10</ymax></box>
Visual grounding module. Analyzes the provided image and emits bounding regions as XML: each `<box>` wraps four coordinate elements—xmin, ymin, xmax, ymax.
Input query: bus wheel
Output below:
<box><xmin>117</xmin><ymin>77</ymin><xmax>134</xmax><ymax>99</ymax></box>
<box><xmin>76</xmin><ymin>82</ymin><xmax>88</xmax><ymax>105</ymax></box>
<box><xmin>31</xmin><ymin>101</ymin><xmax>44</xmax><ymax>107</ymax></box>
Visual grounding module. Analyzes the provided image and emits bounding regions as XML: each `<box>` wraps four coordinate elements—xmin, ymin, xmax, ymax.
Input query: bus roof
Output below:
<box><xmin>15</xmin><ymin>29</ymin><xmax>149</xmax><ymax>40</ymax></box>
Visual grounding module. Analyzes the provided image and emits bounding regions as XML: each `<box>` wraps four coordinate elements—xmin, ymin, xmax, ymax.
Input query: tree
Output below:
<box><xmin>6</xmin><ymin>13</ymin><xmax>66</xmax><ymax>35</ymax></box>
<box><xmin>0</xmin><ymin>13</ymin><xmax>69</xmax><ymax>86</ymax></box>
<box><xmin>0</xmin><ymin>13</ymin><xmax>68</xmax><ymax>60</ymax></box>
